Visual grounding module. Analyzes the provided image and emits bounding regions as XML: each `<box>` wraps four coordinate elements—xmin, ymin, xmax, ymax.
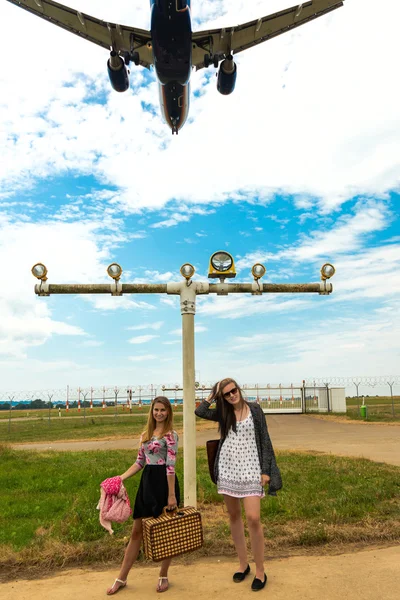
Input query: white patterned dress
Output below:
<box><xmin>217</xmin><ymin>411</ymin><xmax>265</xmax><ymax>498</ymax></box>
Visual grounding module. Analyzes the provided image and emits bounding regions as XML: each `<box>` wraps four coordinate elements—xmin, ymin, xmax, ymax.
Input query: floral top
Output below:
<box><xmin>135</xmin><ymin>430</ymin><xmax>178</xmax><ymax>475</ymax></box>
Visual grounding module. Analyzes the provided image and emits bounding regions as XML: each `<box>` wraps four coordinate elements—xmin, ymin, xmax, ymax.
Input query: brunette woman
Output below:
<box><xmin>195</xmin><ymin>379</ymin><xmax>282</xmax><ymax>591</ymax></box>
<box><xmin>107</xmin><ymin>396</ymin><xmax>180</xmax><ymax>595</ymax></box>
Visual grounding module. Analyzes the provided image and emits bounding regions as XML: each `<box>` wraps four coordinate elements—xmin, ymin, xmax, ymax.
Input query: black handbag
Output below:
<box><xmin>206</xmin><ymin>439</ymin><xmax>219</xmax><ymax>484</ymax></box>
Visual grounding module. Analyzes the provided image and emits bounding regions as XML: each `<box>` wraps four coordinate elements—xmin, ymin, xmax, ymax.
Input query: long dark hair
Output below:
<box><xmin>212</xmin><ymin>378</ymin><xmax>247</xmax><ymax>439</ymax></box>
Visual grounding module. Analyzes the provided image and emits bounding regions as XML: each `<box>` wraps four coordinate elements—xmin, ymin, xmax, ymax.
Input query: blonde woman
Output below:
<box><xmin>195</xmin><ymin>379</ymin><xmax>282</xmax><ymax>591</ymax></box>
<box><xmin>107</xmin><ymin>396</ymin><xmax>180</xmax><ymax>595</ymax></box>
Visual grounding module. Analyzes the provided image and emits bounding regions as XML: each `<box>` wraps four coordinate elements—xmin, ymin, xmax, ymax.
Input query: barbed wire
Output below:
<box><xmin>0</xmin><ymin>377</ymin><xmax>398</xmax><ymax>404</ymax></box>
<box><xmin>0</xmin><ymin>382</ymin><xmax>307</xmax><ymax>402</ymax></box>
<box><xmin>305</xmin><ymin>376</ymin><xmax>400</xmax><ymax>386</ymax></box>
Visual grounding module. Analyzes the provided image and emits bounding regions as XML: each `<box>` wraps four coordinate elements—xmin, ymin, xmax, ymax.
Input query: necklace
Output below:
<box><xmin>235</xmin><ymin>402</ymin><xmax>247</xmax><ymax>422</ymax></box>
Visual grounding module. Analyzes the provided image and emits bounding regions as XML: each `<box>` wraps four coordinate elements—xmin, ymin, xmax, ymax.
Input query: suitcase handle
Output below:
<box><xmin>162</xmin><ymin>506</ymin><xmax>178</xmax><ymax>518</ymax></box>
<box><xmin>162</xmin><ymin>506</ymin><xmax>188</xmax><ymax>518</ymax></box>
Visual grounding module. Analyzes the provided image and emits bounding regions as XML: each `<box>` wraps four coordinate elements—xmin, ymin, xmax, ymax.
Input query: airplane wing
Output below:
<box><xmin>192</xmin><ymin>0</ymin><xmax>344</xmax><ymax>70</ymax></box>
<box><xmin>5</xmin><ymin>0</ymin><xmax>153</xmax><ymax>69</ymax></box>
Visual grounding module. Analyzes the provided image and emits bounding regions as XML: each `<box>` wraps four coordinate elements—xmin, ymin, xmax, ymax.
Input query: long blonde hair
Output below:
<box><xmin>141</xmin><ymin>396</ymin><xmax>174</xmax><ymax>443</ymax></box>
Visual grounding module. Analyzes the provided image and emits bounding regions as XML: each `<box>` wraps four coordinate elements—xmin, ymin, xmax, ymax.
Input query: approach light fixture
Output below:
<box><xmin>208</xmin><ymin>251</ymin><xmax>236</xmax><ymax>280</ymax></box>
<box><xmin>180</xmin><ymin>263</ymin><xmax>195</xmax><ymax>280</ymax></box>
<box><xmin>251</xmin><ymin>263</ymin><xmax>266</xmax><ymax>280</ymax></box>
<box><xmin>320</xmin><ymin>263</ymin><xmax>336</xmax><ymax>280</ymax></box>
<box><xmin>107</xmin><ymin>263</ymin><xmax>123</xmax><ymax>281</ymax></box>
<box><xmin>31</xmin><ymin>263</ymin><xmax>48</xmax><ymax>281</ymax></box>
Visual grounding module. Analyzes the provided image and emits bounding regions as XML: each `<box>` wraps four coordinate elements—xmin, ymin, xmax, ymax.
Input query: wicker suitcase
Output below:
<box><xmin>142</xmin><ymin>506</ymin><xmax>203</xmax><ymax>562</ymax></box>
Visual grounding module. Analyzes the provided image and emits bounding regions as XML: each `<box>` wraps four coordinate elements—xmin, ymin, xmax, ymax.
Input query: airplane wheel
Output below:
<box><xmin>131</xmin><ymin>51</ymin><xmax>140</xmax><ymax>66</ymax></box>
<box><xmin>213</xmin><ymin>56</ymin><xmax>219</xmax><ymax>68</ymax></box>
<box><xmin>204</xmin><ymin>54</ymin><xmax>211</xmax><ymax>68</ymax></box>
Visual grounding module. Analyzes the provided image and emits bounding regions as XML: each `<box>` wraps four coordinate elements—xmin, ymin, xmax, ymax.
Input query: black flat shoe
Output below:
<box><xmin>251</xmin><ymin>574</ymin><xmax>267</xmax><ymax>591</ymax></box>
<box><xmin>233</xmin><ymin>564</ymin><xmax>250</xmax><ymax>583</ymax></box>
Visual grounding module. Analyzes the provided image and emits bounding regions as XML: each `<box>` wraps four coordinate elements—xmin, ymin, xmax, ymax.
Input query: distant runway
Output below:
<box><xmin>11</xmin><ymin>415</ymin><xmax>400</xmax><ymax>467</ymax></box>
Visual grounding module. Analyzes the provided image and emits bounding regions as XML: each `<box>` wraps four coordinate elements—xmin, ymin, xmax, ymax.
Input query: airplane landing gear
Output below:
<box><xmin>130</xmin><ymin>51</ymin><xmax>140</xmax><ymax>66</ymax></box>
<box><xmin>122</xmin><ymin>51</ymin><xmax>140</xmax><ymax>66</ymax></box>
<box><xmin>204</xmin><ymin>53</ymin><xmax>219</xmax><ymax>68</ymax></box>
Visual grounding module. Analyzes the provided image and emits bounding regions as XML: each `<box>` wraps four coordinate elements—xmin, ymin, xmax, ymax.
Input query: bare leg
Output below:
<box><xmin>107</xmin><ymin>519</ymin><xmax>143</xmax><ymax>595</ymax></box>
<box><xmin>243</xmin><ymin>496</ymin><xmax>265</xmax><ymax>580</ymax></box>
<box><xmin>223</xmin><ymin>495</ymin><xmax>248</xmax><ymax>571</ymax></box>
<box><xmin>157</xmin><ymin>557</ymin><xmax>172</xmax><ymax>592</ymax></box>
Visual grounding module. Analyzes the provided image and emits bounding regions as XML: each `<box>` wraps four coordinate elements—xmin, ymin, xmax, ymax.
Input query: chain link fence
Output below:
<box><xmin>0</xmin><ymin>377</ymin><xmax>398</xmax><ymax>437</ymax></box>
<box><xmin>305</xmin><ymin>376</ymin><xmax>400</xmax><ymax>419</ymax></box>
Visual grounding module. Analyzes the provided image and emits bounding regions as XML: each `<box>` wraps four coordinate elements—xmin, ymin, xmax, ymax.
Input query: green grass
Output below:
<box><xmin>346</xmin><ymin>407</ymin><xmax>400</xmax><ymax>422</ymax></box>
<box><xmin>344</xmin><ymin>396</ymin><xmax>400</xmax><ymax>421</ymax></box>
<box><xmin>346</xmin><ymin>396</ymin><xmax>400</xmax><ymax>406</ymax></box>
<box><xmin>1</xmin><ymin>445</ymin><xmax>399</xmax><ymax>574</ymax></box>
<box><xmin>301</xmin><ymin>396</ymin><xmax>400</xmax><ymax>422</ymax></box>
<box><xmin>0</xmin><ymin>406</ymin><xmax>181</xmax><ymax>420</ymax></box>
<box><xmin>315</xmin><ymin>408</ymin><xmax>400</xmax><ymax>422</ymax></box>
<box><xmin>0</xmin><ymin>414</ymin><xmax>184</xmax><ymax>443</ymax></box>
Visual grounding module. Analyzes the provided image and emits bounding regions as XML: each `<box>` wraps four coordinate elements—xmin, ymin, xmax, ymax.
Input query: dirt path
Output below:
<box><xmin>11</xmin><ymin>415</ymin><xmax>400</xmax><ymax>466</ymax></box>
<box><xmin>3</xmin><ymin>546</ymin><xmax>400</xmax><ymax>600</ymax></box>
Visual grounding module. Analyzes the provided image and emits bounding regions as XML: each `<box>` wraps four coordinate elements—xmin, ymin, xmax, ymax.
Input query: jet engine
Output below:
<box><xmin>217</xmin><ymin>55</ymin><xmax>237</xmax><ymax>95</ymax></box>
<box><xmin>107</xmin><ymin>51</ymin><xmax>129</xmax><ymax>92</ymax></box>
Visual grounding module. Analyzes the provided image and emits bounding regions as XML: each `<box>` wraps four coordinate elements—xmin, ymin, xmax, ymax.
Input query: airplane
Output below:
<box><xmin>6</xmin><ymin>0</ymin><xmax>345</xmax><ymax>134</ymax></box>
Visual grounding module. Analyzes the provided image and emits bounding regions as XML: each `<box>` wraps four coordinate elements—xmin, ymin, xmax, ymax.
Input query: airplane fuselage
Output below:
<box><xmin>150</xmin><ymin>0</ymin><xmax>192</xmax><ymax>133</ymax></box>
<box><xmin>6</xmin><ymin>0</ymin><xmax>346</xmax><ymax>135</ymax></box>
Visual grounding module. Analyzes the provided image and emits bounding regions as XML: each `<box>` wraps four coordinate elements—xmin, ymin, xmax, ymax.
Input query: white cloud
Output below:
<box><xmin>151</xmin><ymin>214</ymin><xmax>190</xmax><ymax>228</ymax></box>
<box><xmin>198</xmin><ymin>294</ymin><xmax>309</xmax><ymax>319</ymax></box>
<box><xmin>1</xmin><ymin>0</ymin><xmax>399</xmax><ymax>391</ymax></box>
<box><xmin>0</xmin><ymin>307</ymin><xmax>85</xmax><ymax>359</ymax></box>
<box><xmin>195</xmin><ymin>305</ymin><xmax>400</xmax><ymax>386</ymax></box>
<box><xmin>1</xmin><ymin>1</ymin><xmax>399</xmax><ymax>212</ymax></box>
<box><xmin>128</xmin><ymin>335</ymin><xmax>159</xmax><ymax>344</ymax></box>
<box><xmin>332</xmin><ymin>244</ymin><xmax>400</xmax><ymax>301</ymax></box>
<box><xmin>0</xmin><ymin>217</ymin><xmax>116</xmax><ymax>359</ymax></box>
<box><xmin>131</xmin><ymin>231</ymin><xmax>147</xmax><ymax>239</ymax></box>
<box><xmin>235</xmin><ymin>200</ymin><xmax>391</xmax><ymax>270</ymax></box>
<box><xmin>143</xmin><ymin>270</ymin><xmax>175</xmax><ymax>283</ymax></box>
<box><xmin>81</xmin><ymin>295</ymin><xmax>155</xmax><ymax>311</ymax></box>
<box><xmin>160</xmin><ymin>297</ymin><xmax>179</xmax><ymax>308</ymax></box>
<box><xmin>127</xmin><ymin>321</ymin><xmax>164</xmax><ymax>331</ymax></box>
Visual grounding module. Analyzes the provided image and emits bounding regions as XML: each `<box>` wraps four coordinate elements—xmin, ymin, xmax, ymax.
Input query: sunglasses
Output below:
<box><xmin>223</xmin><ymin>386</ymin><xmax>238</xmax><ymax>399</ymax></box>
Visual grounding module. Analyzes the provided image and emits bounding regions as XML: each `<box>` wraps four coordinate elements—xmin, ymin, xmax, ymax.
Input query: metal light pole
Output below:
<box><xmin>7</xmin><ymin>395</ymin><xmax>14</xmax><ymax>434</ymax></box>
<box><xmin>353</xmin><ymin>378</ymin><xmax>361</xmax><ymax>411</ymax></box>
<box><xmin>387</xmin><ymin>380</ymin><xmax>395</xmax><ymax>417</ymax></box>
<box><xmin>47</xmin><ymin>392</ymin><xmax>53</xmax><ymax>425</ymax></box>
<box><xmin>31</xmin><ymin>256</ymin><xmax>335</xmax><ymax>507</ymax></box>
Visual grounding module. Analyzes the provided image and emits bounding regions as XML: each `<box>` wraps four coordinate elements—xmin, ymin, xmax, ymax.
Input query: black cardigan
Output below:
<box><xmin>195</xmin><ymin>400</ymin><xmax>282</xmax><ymax>496</ymax></box>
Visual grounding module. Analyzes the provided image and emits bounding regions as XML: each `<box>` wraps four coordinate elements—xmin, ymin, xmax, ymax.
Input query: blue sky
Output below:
<box><xmin>1</xmin><ymin>0</ymin><xmax>399</xmax><ymax>394</ymax></box>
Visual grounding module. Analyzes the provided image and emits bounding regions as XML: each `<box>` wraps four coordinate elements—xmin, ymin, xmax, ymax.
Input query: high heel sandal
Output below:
<box><xmin>157</xmin><ymin>577</ymin><xmax>169</xmax><ymax>593</ymax></box>
<box><xmin>107</xmin><ymin>578</ymin><xmax>127</xmax><ymax>595</ymax></box>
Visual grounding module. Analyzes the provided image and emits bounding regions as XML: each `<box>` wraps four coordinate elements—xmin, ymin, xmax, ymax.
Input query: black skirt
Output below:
<box><xmin>133</xmin><ymin>465</ymin><xmax>181</xmax><ymax>519</ymax></box>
